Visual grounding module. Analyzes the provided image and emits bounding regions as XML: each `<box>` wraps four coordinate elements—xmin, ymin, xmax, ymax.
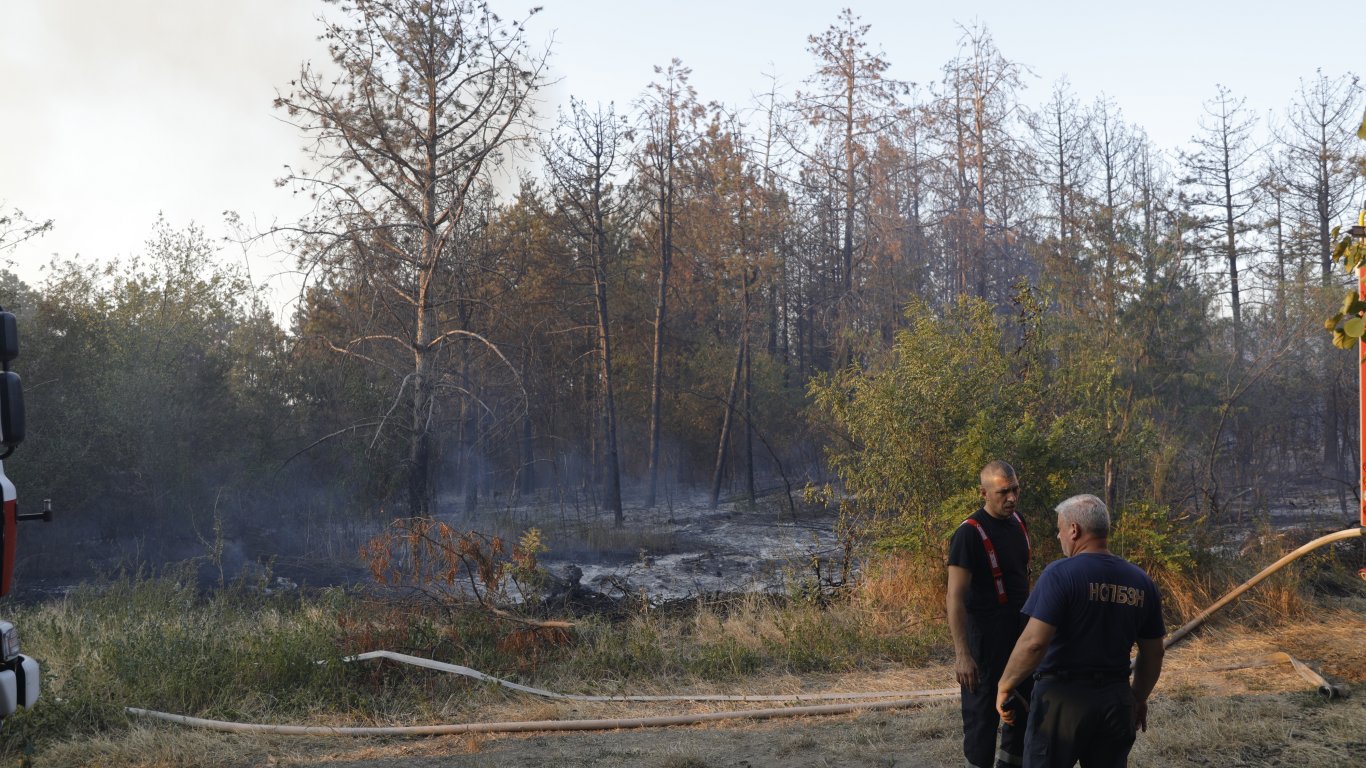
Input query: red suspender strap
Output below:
<box><xmin>962</xmin><ymin>513</ymin><xmax>1029</xmax><ymax>605</ymax></box>
<box><xmin>963</xmin><ymin>518</ymin><xmax>1007</xmax><ymax>605</ymax></box>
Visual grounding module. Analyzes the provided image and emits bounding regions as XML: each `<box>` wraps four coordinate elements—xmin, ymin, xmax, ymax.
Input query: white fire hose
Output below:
<box><xmin>126</xmin><ymin>527</ymin><xmax>1363</xmax><ymax>735</ymax></box>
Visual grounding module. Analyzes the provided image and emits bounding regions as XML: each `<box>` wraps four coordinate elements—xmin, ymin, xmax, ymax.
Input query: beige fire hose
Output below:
<box><xmin>126</xmin><ymin>694</ymin><xmax>959</xmax><ymax>736</ymax></box>
<box><xmin>1204</xmin><ymin>652</ymin><xmax>1345</xmax><ymax>699</ymax></box>
<box><xmin>126</xmin><ymin>526</ymin><xmax>1364</xmax><ymax>735</ymax></box>
<box><xmin>1158</xmin><ymin>525</ymin><xmax>1363</xmax><ymax>699</ymax></box>
<box><xmin>1163</xmin><ymin>526</ymin><xmax>1364</xmax><ymax>649</ymax></box>
<box><xmin>330</xmin><ymin>650</ymin><xmax>960</xmax><ymax>702</ymax></box>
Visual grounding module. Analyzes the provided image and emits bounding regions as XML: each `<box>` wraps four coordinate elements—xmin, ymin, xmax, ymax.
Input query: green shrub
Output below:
<box><xmin>1111</xmin><ymin>500</ymin><xmax>1196</xmax><ymax>577</ymax></box>
<box><xmin>810</xmin><ymin>292</ymin><xmax>1166</xmax><ymax>573</ymax></box>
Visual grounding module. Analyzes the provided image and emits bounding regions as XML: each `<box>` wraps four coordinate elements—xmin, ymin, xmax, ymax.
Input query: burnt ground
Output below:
<box><xmin>549</xmin><ymin>502</ymin><xmax>841</xmax><ymax>601</ymax></box>
<box><xmin>9</xmin><ymin>489</ymin><xmax>840</xmax><ymax>606</ymax></box>
<box><xmin>24</xmin><ymin>489</ymin><xmax>1366</xmax><ymax>767</ymax></box>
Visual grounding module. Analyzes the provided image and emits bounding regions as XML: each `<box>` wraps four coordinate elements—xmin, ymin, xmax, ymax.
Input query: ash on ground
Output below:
<box><xmin>530</xmin><ymin>498</ymin><xmax>842</xmax><ymax>602</ymax></box>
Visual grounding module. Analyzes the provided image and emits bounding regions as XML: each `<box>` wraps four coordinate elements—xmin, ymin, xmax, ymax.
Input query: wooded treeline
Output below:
<box><xmin>1</xmin><ymin>3</ymin><xmax>1362</xmax><ymax>576</ymax></box>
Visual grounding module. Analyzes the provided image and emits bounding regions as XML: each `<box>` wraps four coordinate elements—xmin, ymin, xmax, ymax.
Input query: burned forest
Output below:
<box><xmin>2</xmin><ymin>3</ymin><xmax>1365</xmax><ymax>601</ymax></box>
<box><xmin>6</xmin><ymin>3</ymin><xmax>1366</xmax><ymax>766</ymax></box>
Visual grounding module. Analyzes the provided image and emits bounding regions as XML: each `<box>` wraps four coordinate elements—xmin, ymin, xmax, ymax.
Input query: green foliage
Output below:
<box><xmin>1110</xmin><ymin>500</ymin><xmax>1196</xmax><ymax>577</ymax></box>
<box><xmin>810</xmin><ymin>291</ymin><xmax>1161</xmax><ymax>561</ymax></box>
<box><xmin>8</xmin><ymin>221</ymin><xmax>295</xmax><ymax>521</ymax></box>
<box><xmin>1325</xmin><ymin>119</ymin><xmax>1366</xmax><ymax>347</ymax></box>
<box><xmin>1325</xmin><ymin>218</ymin><xmax>1366</xmax><ymax>348</ymax></box>
<box><xmin>809</xmin><ymin>297</ymin><xmax>1004</xmax><ymax>550</ymax></box>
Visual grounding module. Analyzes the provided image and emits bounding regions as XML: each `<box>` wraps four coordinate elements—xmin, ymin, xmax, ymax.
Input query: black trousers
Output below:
<box><xmin>961</xmin><ymin>609</ymin><xmax>1030</xmax><ymax>768</ymax></box>
<box><xmin>1023</xmin><ymin>677</ymin><xmax>1136</xmax><ymax>768</ymax></box>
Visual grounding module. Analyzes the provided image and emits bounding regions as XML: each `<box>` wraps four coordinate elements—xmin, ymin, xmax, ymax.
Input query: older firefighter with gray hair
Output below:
<box><xmin>994</xmin><ymin>494</ymin><xmax>1166</xmax><ymax>768</ymax></box>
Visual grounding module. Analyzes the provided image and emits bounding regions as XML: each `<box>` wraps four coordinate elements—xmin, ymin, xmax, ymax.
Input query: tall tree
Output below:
<box><xmin>1086</xmin><ymin>96</ymin><xmax>1141</xmax><ymax>322</ymax></box>
<box><xmin>1028</xmin><ymin>80</ymin><xmax>1091</xmax><ymax>314</ymax></box>
<box><xmin>637</xmin><ymin>60</ymin><xmax>704</xmax><ymax>507</ymax></box>
<box><xmin>928</xmin><ymin>24</ymin><xmax>1028</xmax><ymax>303</ymax></box>
<box><xmin>543</xmin><ymin>98</ymin><xmax>629</xmax><ymax>524</ymax></box>
<box><xmin>793</xmin><ymin>8</ymin><xmax>907</xmax><ymax>364</ymax></box>
<box><xmin>1273</xmin><ymin>70</ymin><xmax>1362</xmax><ymax>485</ymax></box>
<box><xmin>274</xmin><ymin>0</ymin><xmax>546</xmax><ymax>516</ymax></box>
<box><xmin>1182</xmin><ymin>85</ymin><xmax>1262</xmax><ymax>368</ymax></box>
<box><xmin>685</xmin><ymin>116</ymin><xmax>767</xmax><ymax>508</ymax></box>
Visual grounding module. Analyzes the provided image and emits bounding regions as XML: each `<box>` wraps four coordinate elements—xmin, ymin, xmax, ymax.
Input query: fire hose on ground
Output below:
<box><xmin>126</xmin><ymin>526</ymin><xmax>1364</xmax><ymax>736</ymax></box>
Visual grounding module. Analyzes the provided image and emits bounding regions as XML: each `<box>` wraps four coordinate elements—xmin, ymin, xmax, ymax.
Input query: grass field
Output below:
<box><xmin>2</xmin><ymin>532</ymin><xmax>1364</xmax><ymax>767</ymax></box>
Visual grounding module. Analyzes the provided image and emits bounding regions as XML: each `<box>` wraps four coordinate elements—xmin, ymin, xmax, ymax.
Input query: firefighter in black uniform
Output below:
<box><xmin>947</xmin><ymin>460</ymin><xmax>1032</xmax><ymax>768</ymax></box>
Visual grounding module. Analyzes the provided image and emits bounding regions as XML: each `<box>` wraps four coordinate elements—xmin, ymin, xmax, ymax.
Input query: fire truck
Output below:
<box><xmin>0</xmin><ymin>307</ymin><xmax>44</xmax><ymax>724</ymax></box>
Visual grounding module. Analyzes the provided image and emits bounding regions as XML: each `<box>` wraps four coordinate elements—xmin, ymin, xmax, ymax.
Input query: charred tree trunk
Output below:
<box><xmin>743</xmin><ymin>333</ymin><xmax>755</xmax><ymax>506</ymax></box>
<box><xmin>595</xmin><ymin>259</ymin><xmax>624</xmax><ymax>525</ymax></box>
<box><xmin>1223</xmin><ymin>181</ymin><xmax>1243</xmax><ymax>368</ymax></box>
<box><xmin>710</xmin><ymin>338</ymin><xmax>746</xmax><ymax>509</ymax></box>
<box><xmin>409</xmin><ymin>369</ymin><xmax>434</xmax><ymax>516</ymax></box>
<box><xmin>460</xmin><ymin>368</ymin><xmax>479</xmax><ymax>514</ymax></box>
<box><xmin>1104</xmin><ymin>455</ymin><xmax>1117</xmax><ymax>514</ymax></box>
<box><xmin>647</xmin><ymin>184</ymin><xmax>674</xmax><ymax>508</ymax></box>
<box><xmin>743</xmin><ymin>271</ymin><xmax>756</xmax><ymax>506</ymax></box>
<box><xmin>520</xmin><ymin>410</ymin><xmax>535</xmax><ymax>498</ymax></box>
<box><xmin>519</xmin><ymin>345</ymin><xmax>536</xmax><ymax>498</ymax></box>
<box><xmin>646</xmin><ymin>233</ymin><xmax>670</xmax><ymax>507</ymax></box>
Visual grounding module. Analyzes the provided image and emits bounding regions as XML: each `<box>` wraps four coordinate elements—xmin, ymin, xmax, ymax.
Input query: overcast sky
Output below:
<box><xmin>2</xmin><ymin>0</ymin><xmax>1360</xmax><ymax>320</ymax></box>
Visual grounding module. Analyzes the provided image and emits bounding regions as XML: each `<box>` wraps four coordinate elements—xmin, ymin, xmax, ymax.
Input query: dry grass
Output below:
<box><xmin>852</xmin><ymin>552</ymin><xmax>946</xmax><ymax>635</ymax></box>
<box><xmin>37</xmin><ymin>605</ymin><xmax>1366</xmax><ymax>767</ymax></box>
<box><xmin>13</xmin><ymin>531</ymin><xmax>1366</xmax><ymax>767</ymax></box>
<box><xmin>690</xmin><ymin>593</ymin><xmax>786</xmax><ymax>650</ymax></box>
<box><xmin>323</xmin><ymin>601</ymin><xmax>1366</xmax><ymax>767</ymax></box>
<box><xmin>36</xmin><ymin>727</ymin><xmax>323</xmax><ymax>768</ymax></box>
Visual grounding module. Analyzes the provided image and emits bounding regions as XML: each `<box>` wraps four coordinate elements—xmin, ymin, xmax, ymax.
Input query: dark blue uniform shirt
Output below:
<box><xmin>1022</xmin><ymin>552</ymin><xmax>1164</xmax><ymax>675</ymax></box>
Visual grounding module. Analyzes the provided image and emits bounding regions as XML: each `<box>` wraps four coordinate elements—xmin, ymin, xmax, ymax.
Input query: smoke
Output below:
<box><xmin>0</xmin><ymin>0</ymin><xmax>328</xmax><ymax>289</ymax></box>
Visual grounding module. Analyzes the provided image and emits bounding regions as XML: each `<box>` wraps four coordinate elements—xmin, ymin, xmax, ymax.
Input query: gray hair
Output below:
<box><xmin>1055</xmin><ymin>494</ymin><xmax>1110</xmax><ymax>536</ymax></box>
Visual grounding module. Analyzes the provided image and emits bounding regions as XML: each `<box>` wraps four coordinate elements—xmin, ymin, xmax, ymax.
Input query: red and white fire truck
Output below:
<box><xmin>0</xmin><ymin>307</ymin><xmax>43</xmax><ymax>724</ymax></box>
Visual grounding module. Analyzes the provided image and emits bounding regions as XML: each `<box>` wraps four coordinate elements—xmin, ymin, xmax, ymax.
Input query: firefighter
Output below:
<box><xmin>947</xmin><ymin>460</ymin><xmax>1032</xmax><ymax>768</ymax></box>
<box><xmin>995</xmin><ymin>494</ymin><xmax>1166</xmax><ymax>768</ymax></box>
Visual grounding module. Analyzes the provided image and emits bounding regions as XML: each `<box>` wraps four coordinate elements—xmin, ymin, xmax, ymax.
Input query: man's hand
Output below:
<box><xmin>1131</xmin><ymin>636</ymin><xmax>1163</xmax><ymax>735</ymax></box>
<box><xmin>946</xmin><ymin>565</ymin><xmax>976</xmax><ymax>691</ymax></box>
<box><xmin>995</xmin><ymin>687</ymin><xmax>1017</xmax><ymax>726</ymax></box>
<box><xmin>955</xmin><ymin>654</ymin><xmax>980</xmax><ymax>692</ymax></box>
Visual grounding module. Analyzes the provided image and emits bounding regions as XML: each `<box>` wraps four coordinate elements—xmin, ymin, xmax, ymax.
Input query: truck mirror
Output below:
<box><xmin>0</xmin><ymin>372</ymin><xmax>21</xmax><ymax>449</ymax></box>
<box><xmin>0</xmin><ymin>312</ymin><xmax>15</xmax><ymax>364</ymax></box>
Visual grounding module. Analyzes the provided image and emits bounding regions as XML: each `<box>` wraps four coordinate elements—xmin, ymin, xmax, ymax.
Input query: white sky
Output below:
<box><xmin>1</xmin><ymin>0</ymin><xmax>1360</xmax><ymax>320</ymax></box>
